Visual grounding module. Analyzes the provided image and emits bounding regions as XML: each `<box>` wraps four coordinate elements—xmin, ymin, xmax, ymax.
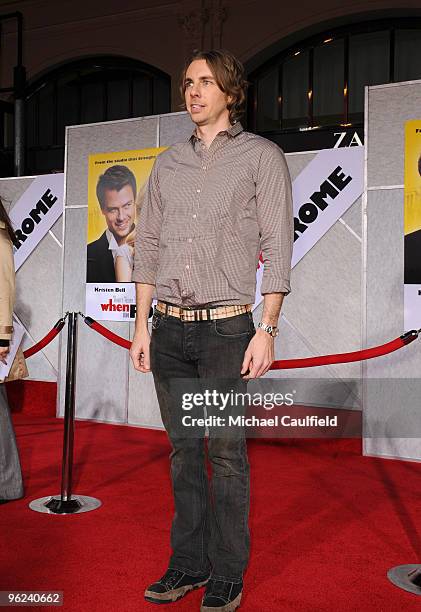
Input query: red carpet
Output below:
<box><xmin>1</xmin><ymin>413</ymin><xmax>421</xmax><ymax>611</ymax></box>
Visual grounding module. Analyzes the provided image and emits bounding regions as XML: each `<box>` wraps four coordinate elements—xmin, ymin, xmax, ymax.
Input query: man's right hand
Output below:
<box><xmin>130</xmin><ymin>329</ymin><xmax>151</xmax><ymax>373</ymax></box>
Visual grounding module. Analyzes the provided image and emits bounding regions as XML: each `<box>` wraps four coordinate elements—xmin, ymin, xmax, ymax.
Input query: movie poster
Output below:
<box><xmin>86</xmin><ymin>147</ymin><xmax>167</xmax><ymax>321</ymax></box>
<box><xmin>404</xmin><ymin>120</ymin><xmax>421</xmax><ymax>330</ymax></box>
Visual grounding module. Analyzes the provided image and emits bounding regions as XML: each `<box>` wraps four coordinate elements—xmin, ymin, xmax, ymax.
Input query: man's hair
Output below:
<box><xmin>96</xmin><ymin>165</ymin><xmax>137</xmax><ymax>210</ymax></box>
<box><xmin>179</xmin><ymin>49</ymin><xmax>249</xmax><ymax>124</ymax></box>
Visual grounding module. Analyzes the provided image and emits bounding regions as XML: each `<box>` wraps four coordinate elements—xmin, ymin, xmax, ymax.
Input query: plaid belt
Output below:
<box><xmin>156</xmin><ymin>301</ymin><xmax>252</xmax><ymax>322</ymax></box>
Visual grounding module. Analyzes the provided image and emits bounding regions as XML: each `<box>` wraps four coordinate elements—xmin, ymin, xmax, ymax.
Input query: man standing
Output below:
<box><xmin>131</xmin><ymin>49</ymin><xmax>293</xmax><ymax>611</ymax></box>
<box><xmin>86</xmin><ymin>164</ymin><xmax>136</xmax><ymax>282</ymax></box>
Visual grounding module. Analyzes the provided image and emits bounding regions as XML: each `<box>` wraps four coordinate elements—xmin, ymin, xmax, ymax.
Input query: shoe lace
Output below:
<box><xmin>207</xmin><ymin>579</ymin><xmax>231</xmax><ymax>599</ymax></box>
<box><xmin>162</xmin><ymin>569</ymin><xmax>183</xmax><ymax>589</ymax></box>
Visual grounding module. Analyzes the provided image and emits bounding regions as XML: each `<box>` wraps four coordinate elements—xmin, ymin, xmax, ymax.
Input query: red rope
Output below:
<box><xmin>82</xmin><ymin>316</ymin><xmax>419</xmax><ymax>369</ymax></box>
<box><xmin>84</xmin><ymin>318</ymin><xmax>131</xmax><ymax>349</ymax></box>
<box><xmin>23</xmin><ymin>318</ymin><xmax>66</xmax><ymax>358</ymax></box>
<box><xmin>271</xmin><ymin>333</ymin><xmax>416</xmax><ymax>369</ymax></box>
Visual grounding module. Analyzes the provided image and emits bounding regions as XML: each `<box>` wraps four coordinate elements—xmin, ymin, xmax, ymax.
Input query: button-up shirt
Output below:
<box><xmin>132</xmin><ymin>121</ymin><xmax>293</xmax><ymax>306</ymax></box>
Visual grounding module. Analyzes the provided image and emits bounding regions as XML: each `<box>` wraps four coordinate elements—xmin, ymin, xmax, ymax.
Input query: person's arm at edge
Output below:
<box><xmin>0</xmin><ymin>229</ymin><xmax>15</xmax><ymax>364</ymax></box>
<box><xmin>130</xmin><ymin>282</ymin><xmax>155</xmax><ymax>373</ymax></box>
<box><xmin>241</xmin><ymin>292</ymin><xmax>285</xmax><ymax>380</ymax></box>
<box><xmin>130</xmin><ymin>155</ymin><xmax>163</xmax><ymax>373</ymax></box>
<box><xmin>241</xmin><ymin>143</ymin><xmax>293</xmax><ymax>380</ymax></box>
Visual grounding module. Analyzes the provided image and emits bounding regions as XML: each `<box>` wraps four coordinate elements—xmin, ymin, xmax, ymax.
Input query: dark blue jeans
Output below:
<box><xmin>150</xmin><ymin>308</ymin><xmax>256</xmax><ymax>584</ymax></box>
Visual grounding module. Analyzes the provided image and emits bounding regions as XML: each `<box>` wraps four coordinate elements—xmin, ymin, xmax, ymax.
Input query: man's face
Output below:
<box><xmin>101</xmin><ymin>185</ymin><xmax>135</xmax><ymax>243</ymax></box>
<box><xmin>184</xmin><ymin>59</ymin><xmax>231</xmax><ymax>127</ymax></box>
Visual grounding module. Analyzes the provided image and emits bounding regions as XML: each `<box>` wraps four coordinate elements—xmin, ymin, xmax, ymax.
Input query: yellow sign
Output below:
<box><xmin>404</xmin><ymin>121</ymin><xmax>421</xmax><ymax>236</ymax></box>
<box><xmin>86</xmin><ymin>147</ymin><xmax>166</xmax><ymax>284</ymax></box>
<box><xmin>404</xmin><ymin>120</ymin><xmax>421</xmax><ymax>329</ymax></box>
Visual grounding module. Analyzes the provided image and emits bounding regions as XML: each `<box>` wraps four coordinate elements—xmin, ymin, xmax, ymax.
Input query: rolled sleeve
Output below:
<box><xmin>256</xmin><ymin>144</ymin><xmax>293</xmax><ymax>296</ymax></box>
<box><xmin>132</xmin><ymin>157</ymin><xmax>163</xmax><ymax>285</ymax></box>
<box><xmin>0</xmin><ymin>231</ymin><xmax>15</xmax><ymax>340</ymax></box>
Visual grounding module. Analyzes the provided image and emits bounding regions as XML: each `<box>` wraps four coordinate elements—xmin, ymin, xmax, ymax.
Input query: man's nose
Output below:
<box><xmin>189</xmin><ymin>84</ymin><xmax>201</xmax><ymax>98</ymax></box>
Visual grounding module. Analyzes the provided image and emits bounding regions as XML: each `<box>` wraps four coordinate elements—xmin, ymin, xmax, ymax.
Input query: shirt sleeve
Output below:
<box><xmin>256</xmin><ymin>143</ymin><xmax>294</xmax><ymax>296</ymax></box>
<box><xmin>0</xmin><ymin>229</ymin><xmax>15</xmax><ymax>340</ymax></box>
<box><xmin>132</xmin><ymin>156</ymin><xmax>163</xmax><ymax>285</ymax></box>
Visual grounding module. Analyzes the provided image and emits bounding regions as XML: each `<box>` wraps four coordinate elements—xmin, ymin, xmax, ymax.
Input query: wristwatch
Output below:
<box><xmin>257</xmin><ymin>322</ymin><xmax>279</xmax><ymax>337</ymax></box>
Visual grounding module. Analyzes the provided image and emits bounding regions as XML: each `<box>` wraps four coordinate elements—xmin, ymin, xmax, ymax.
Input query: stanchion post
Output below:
<box><xmin>29</xmin><ymin>312</ymin><xmax>101</xmax><ymax>515</ymax></box>
<box><xmin>61</xmin><ymin>311</ymin><xmax>77</xmax><ymax>502</ymax></box>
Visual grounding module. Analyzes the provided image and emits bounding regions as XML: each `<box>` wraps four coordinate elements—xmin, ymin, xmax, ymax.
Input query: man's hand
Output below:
<box><xmin>241</xmin><ymin>329</ymin><xmax>274</xmax><ymax>380</ymax></box>
<box><xmin>130</xmin><ymin>329</ymin><xmax>151</xmax><ymax>373</ymax></box>
<box><xmin>0</xmin><ymin>346</ymin><xmax>10</xmax><ymax>365</ymax></box>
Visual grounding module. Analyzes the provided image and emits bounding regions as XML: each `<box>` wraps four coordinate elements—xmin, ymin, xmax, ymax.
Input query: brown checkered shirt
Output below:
<box><xmin>132</xmin><ymin>121</ymin><xmax>293</xmax><ymax>307</ymax></box>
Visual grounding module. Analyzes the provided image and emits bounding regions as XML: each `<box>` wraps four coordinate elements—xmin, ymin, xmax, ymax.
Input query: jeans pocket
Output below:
<box><xmin>214</xmin><ymin>314</ymin><xmax>253</xmax><ymax>338</ymax></box>
<box><xmin>152</xmin><ymin>312</ymin><xmax>164</xmax><ymax>330</ymax></box>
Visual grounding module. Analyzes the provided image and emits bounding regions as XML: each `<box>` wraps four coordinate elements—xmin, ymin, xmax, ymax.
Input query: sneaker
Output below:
<box><xmin>144</xmin><ymin>568</ymin><xmax>210</xmax><ymax>604</ymax></box>
<box><xmin>200</xmin><ymin>579</ymin><xmax>243</xmax><ymax>611</ymax></box>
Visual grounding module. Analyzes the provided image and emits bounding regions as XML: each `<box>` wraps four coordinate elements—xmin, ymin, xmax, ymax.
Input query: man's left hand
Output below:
<box><xmin>240</xmin><ymin>329</ymin><xmax>274</xmax><ymax>380</ymax></box>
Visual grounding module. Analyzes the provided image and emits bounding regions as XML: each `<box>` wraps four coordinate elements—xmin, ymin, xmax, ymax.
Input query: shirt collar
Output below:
<box><xmin>189</xmin><ymin>121</ymin><xmax>243</xmax><ymax>143</ymax></box>
<box><xmin>106</xmin><ymin>229</ymin><xmax>119</xmax><ymax>252</ymax></box>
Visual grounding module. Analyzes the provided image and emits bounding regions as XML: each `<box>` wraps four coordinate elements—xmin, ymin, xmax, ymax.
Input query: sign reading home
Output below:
<box><xmin>254</xmin><ymin>146</ymin><xmax>364</xmax><ymax>306</ymax></box>
<box><xmin>9</xmin><ymin>174</ymin><xmax>64</xmax><ymax>271</ymax></box>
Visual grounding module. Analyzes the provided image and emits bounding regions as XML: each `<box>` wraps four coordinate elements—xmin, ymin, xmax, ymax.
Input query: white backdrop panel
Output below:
<box><xmin>364</xmin><ymin>80</ymin><xmax>421</xmax><ymax>460</ymax></box>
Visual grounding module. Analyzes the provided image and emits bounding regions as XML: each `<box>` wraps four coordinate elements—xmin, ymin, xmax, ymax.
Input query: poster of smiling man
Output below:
<box><xmin>86</xmin><ymin>147</ymin><xmax>166</xmax><ymax>321</ymax></box>
<box><xmin>404</xmin><ymin>120</ymin><xmax>421</xmax><ymax>330</ymax></box>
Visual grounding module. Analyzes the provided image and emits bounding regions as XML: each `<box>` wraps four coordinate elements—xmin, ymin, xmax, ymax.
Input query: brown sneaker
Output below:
<box><xmin>200</xmin><ymin>579</ymin><xmax>243</xmax><ymax>611</ymax></box>
<box><xmin>144</xmin><ymin>568</ymin><xmax>210</xmax><ymax>604</ymax></box>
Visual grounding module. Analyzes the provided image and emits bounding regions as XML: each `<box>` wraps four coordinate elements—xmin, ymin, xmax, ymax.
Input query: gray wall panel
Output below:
<box><xmin>364</xmin><ymin>82</ymin><xmax>421</xmax><ymax>460</ymax></box>
<box><xmin>62</xmin><ymin>207</ymin><xmax>88</xmax><ymax>312</ymax></box>
<box><xmin>365</xmin><ymin>189</ymin><xmax>405</xmax><ymax>370</ymax></box>
<box><xmin>341</xmin><ymin>197</ymin><xmax>362</xmax><ymax>239</ymax></box>
<box><xmin>0</xmin><ymin>176</ymin><xmax>62</xmax><ymax>382</ymax></box>
<box><xmin>367</xmin><ymin>80</ymin><xmax>421</xmax><ymax>188</ymax></box>
<box><xmin>286</xmin><ymin>152</ymin><xmax>317</xmax><ymax>181</ymax></box>
<box><xmin>61</xmin><ymin>117</ymin><xmax>159</xmax><ymax>421</ymax></box>
<box><xmin>50</xmin><ymin>216</ymin><xmax>63</xmax><ymax>243</ymax></box>
<box><xmin>127</xmin><ymin>321</ymin><xmax>162</xmax><ymax>428</ymax></box>
<box><xmin>15</xmin><ymin>232</ymin><xmax>62</xmax><ymax>370</ymax></box>
<box><xmin>159</xmin><ymin>111</ymin><xmax>195</xmax><ymax>146</ymax></box>
<box><xmin>282</xmin><ymin>221</ymin><xmax>362</xmax><ymax>381</ymax></box>
<box><xmin>58</xmin><ymin>318</ymin><xmax>130</xmax><ymax>422</ymax></box>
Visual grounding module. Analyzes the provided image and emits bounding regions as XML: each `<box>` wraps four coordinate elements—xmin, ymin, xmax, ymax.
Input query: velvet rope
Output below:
<box><xmin>81</xmin><ymin>315</ymin><xmax>419</xmax><ymax>369</ymax></box>
<box><xmin>271</xmin><ymin>331</ymin><xmax>418</xmax><ymax>369</ymax></box>
<box><xmin>23</xmin><ymin>317</ymin><xmax>67</xmax><ymax>358</ymax></box>
<box><xmin>83</xmin><ymin>317</ymin><xmax>131</xmax><ymax>349</ymax></box>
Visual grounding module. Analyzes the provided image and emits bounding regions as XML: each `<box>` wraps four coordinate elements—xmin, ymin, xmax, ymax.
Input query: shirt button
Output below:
<box><xmin>196</xmin><ymin>188</ymin><xmax>201</xmax><ymax>193</ymax></box>
<box><xmin>192</xmin><ymin>214</ymin><xmax>197</xmax><ymax>219</ymax></box>
<box><xmin>182</xmin><ymin>290</ymin><xmax>187</xmax><ymax>296</ymax></box>
<box><xmin>202</xmin><ymin>166</ymin><xmax>207</xmax><ymax>170</ymax></box>
<box><xmin>185</xmin><ymin>264</ymin><xmax>190</xmax><ymax>269</ymax></box>
<box><xmin>188</xmin><ymin>238</ymin><xmax>192</xmax><ymax>243</ymax></box>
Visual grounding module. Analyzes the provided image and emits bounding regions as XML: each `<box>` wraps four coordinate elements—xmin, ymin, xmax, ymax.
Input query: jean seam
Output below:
<box><xmin>199</xmin><ymin>457</ymin><xmax>208</xmax><ymax>573</ymax></box>
<box><xmin>168</xmin><ymin>564</ymin><xmax>209</xmax><ymax>577</ymax></box>
<box><xmin>210</xmin><ymin>573</ymin><xmax>243</xmax><ymax>584</ymax></box>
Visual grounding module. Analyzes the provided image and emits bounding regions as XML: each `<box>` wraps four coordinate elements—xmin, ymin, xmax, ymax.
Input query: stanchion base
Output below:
<box><xmin>29</xmin><ymin>495</ymin><xmax>102</xmax><ymax>515</ymax></box>
<box><xmin>387</xmin><ymin>564</ymin><xmax>421</xmax><ymax>595</ymax></box>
